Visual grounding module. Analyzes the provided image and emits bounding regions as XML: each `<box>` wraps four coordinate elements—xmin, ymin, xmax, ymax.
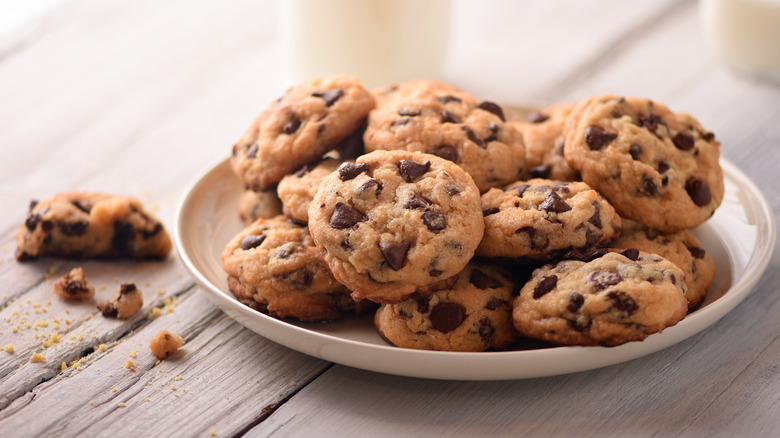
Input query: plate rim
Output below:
<box><xmin>174</xmin><ymin>156</ymin><xmax>775</xmax><ymax>380</ymax></box>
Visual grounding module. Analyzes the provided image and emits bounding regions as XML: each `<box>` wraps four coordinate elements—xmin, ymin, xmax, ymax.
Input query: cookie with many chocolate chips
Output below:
<box><xmin>221</xmin><ymin>215</ymin><xmax>372</xmax><ymax>321</ymax></box>
<box><xmin>237</xmin><ymin>189</ymin><xmax>283</xmax><ymax>225</ymax></box>
<box><xmin>512</xmin><ymin>102</ymin><xmax>580</xmax><ymax>181</ymax></box>
<box><xmin>308</xmin><ymin>150</ymin><xmax>484</xmax><ymax>304</ymax></box>
<box><xmin>513</xmin><ymin>250</ymin><xmax>688</xmax><ymax>346</ymax></box>
<box><xmin>363</xmin><ymin>79</ymin><xmax>526</xmax><ymax>193</ymax></box>
<box><xmin>277</xmin><ymin>157</ymin><xmax>343</xmax><ymax>223</ymax></box>
<box><xmin>16</xmin><ymin>192</ymin><xmax>171</xmax><ymax>261</ymax></box>
<box><xmin>563</xmin><ymin>94</ymin><xmax>723</xmax><ymax>232</ymax></box>
<box><xmin>477</xmin><ymin>179</ymin><xmax>622</xmax><ymax>260</ymax></box>
<box><xmin>374</xmin><ymin>262</ymin><xmax>518</xmax><ymax>351</ymax></box>
<box><xmin>231</xmin><ymin>75</ymin><xmax>375</xmax><ymax>191</ymax></box>
<box><xmin>611</xmin><ymin>220</ymin><xmax>716</xmax><ymax>312</ymax></box>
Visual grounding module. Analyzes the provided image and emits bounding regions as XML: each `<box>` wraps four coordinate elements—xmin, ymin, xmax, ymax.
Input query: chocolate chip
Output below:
<box><xmin>439</xmin><ymin>95</ymin><xmax>461</xmax><ymax>104</ymax></box>
<box><xmin>398</xmin><ymin>107</ymin><xmax>420</xmax><ymax>117</ymax></box>
<box><xmin>585</xmin><ymin>125</ymin><xmax>617</xmax><ymax>150</ymax></box>
<box><xmin>422</xmin><ymin>211</ymin><xmax>446</xmax><ymax>231</ymax></box>
<box><xmin>378</xmin><ymin>241</ymin><xmax>410</xmax><ymax>270</ymax></box>
<box><xmin>477</xmin><ymin>101</ymin><xmax>506</xmax><ymax>121</ymax></box>
<box><xmin>246</xmin><ymin>143</ymin><xmax>258</xmax><ymax>159</ymax></box>
<box><xmin>25</xmin><ymin>214</ymin><xmax>41</xmax><ymax>231</ymax></box>
<box><xmin>441</xmin><ymin>110</ymin><xmax>461</xmax><ymax>124</ymax></box>
<box><xmin>588</xmin><ymin>202</ymin><xmax>602</xmax><ymax>228</ymax></box>
<box><xmin>470</xmin><ymin>269</ymin><xmax>503</xmax><ymax>290</ymax></box>
<box><xmin>276</xmin><ymin>269</ymin><xmax>312</xmax><ymax>289</ymax></box>
<box><xmin>398</xmin><ymin>160</ymin><xmax>431</xmax><ymax>183</ymax></box>
<box><xmin>478</xmin><ymin>317</ymin><xmax>494</xmax><ymax>345</ymax></box>
<box><xmin>390</xmin><ymin>118</ymin><xmax>412</xmax><ymax>129</ymax></box>
<box><xmin>533</xmin><ymin>275</ymin><xmax>557</xmax><ymax>299</ymax></box>
<box><xmin>567</xmin><ymin>293</ymin><xmax>585</xmax><ymax>312</ymax></box>
<box><xmin>529</xmin><ymin>165</ymin><xmax>551</xmax><ymax>178</ymax></box>
<box><xmin>429</xmin><ymin>302</ymin><xmax>466</xmax><ymax>333</ymax></box>
<box><xmin>463</xmin><ymin>126</ymin><xmax>485</xmax><ymax>148</ymax></box>
<box><xmin>429</xmin><ymin>145</ymin><xmax>459</xmax><ymax>162</ymax></box>
<box><xmin>60</xmin><ymin>221</ymin><xmax>88</xmax><ymax>236</ymax></box>
<box><xmin>41</xmin><ymin>219</ymin><xmax>53</xmax><ymax>231</ymax></box>
<box><xmin>311</xmin><ymin>89</ymin><xmax>343</xmax><ymax>106</ymax></box>
<box><xmin>585</xmin><ymin>230</ymin><xmax>601</xmax><ymax>246</ymax></box>
<box><xmin>673</xmin><ymin>132</ymin><xmax>695</xmax><ymax>151</ymax></box>
<box><xmin>485</xmin><ymin>297</ymin><xmax>509</xmax><ymax>311</ymax></box>
<box><xmin>72</xmin><ymin>200</ymin><xmax>92</xmax><ymax>213</ymax></box>
<box><xmin>658</xmin><ymin>161</ymin><xmax>670</xmax><ymax>173</ymax></box>
<box><xmin>338</xmin><ymin>162</ymin><xmax>370</xmax><ymax>181</ymax></box>
<box><xmin>509</xmin><ymin>183</ymin><xmax>530</xmax><ymax>197</ymax></box>
<box><xmin>620</xmin><ymin>248</ymin><xmax>640</xmax><ymax>261</ymax></box>
<box><xmin>539</xmin><ymin>190</ymin><xmax>572</xmax><ymax>213</ymax></box>
<box><xmin>639</xmin><ymin>174</ymin><xmax>659</xmax><ymax>197</ymax></box>
<box><xmin>685</xmin><ymin>177</ymin><xmax>711</xmax><ymax>206</ymax></box>
<box><xmin>639</xmin><ymin>114</ymin><xmax>664</xmax><ymax>133</ymax></box>
<box><xmin>482</xmin><ymin>206</ymin><xmax>500</xmax><ymax>216</ymax></box>
<box><xmin>416</xmin><ymin>296</ymin><xmax>431</xmax><ymax>313</ymax></box>
<box><xmin>515</xmin><ymin>226</ymin><xmax>536</xmax><ymax>239</ymax></box>
<box><xmin>629</xmin><ymin>143</ymin><xmax>642</xmax><ymax>160</ymax></box>
<box><xmin>97</xmin><ymin>300</ymin><xmax>117</xmax><ymax>317</ymax></box>
<box><xmin>112</xmin><ymin>220</ymin><xmax>135</xmax><ymax>256</ymax></box>
<box><xmin>404</xmin><ymin>193</ymin><xmax>429</xmax><ymax>210</ymax></box>
<box><xmin>606</xmin><ymin>290</ymin><xmax>638</xmax><ymax>315</ymax></box>
<box><xmin>358</xmin><ymin>178</ymin><xmax>382</xmax><ymax>195</ymax></box>
<box><xmin>568</xmin><ymin>316</ymin><xmax>592</xmax><ymax>332</ymax></box>
<box><xmin>29</xmin><ymin>200</ymin><xmax>39</xmax><ymax>212</ymax></box>
<box><xmin>590</xmin><ymin>270</ymin><xmax>622</xmax><ymax>290</ymax></box>
<box><xmin>317</xmin><ymin>124</ymin><xmax>326</xmax><ymax>136</ymax></box>
<box><xmin>684</xmin><ymin>242</ymin><xmax>706</xmax><ymax>259</ymax></box>
<box><xmin>120</xmin><ymin>282</ymin><xmax>137</xmax><ymax>294</ymax></box>
<box><xmin>429</xmin><ymin>269</ymin><xmax>443</xmax><ymax>277</ymax></box>
<box><xmin>283</xmin><ymin>118</ymin><xmax>301</xmax><ymax>134</ymax></box>
<box><xmin>527</xmin><ymin>112</ymin><xmax>549</xmax><ymax>123</ymax></box>
<box><xmin>274</xmin><ymin>242</ymin><xmax>301</xmax><ymax>259</ymax></box>
<box><xmin>240</xmin><ymin>234</ymin><xmax>266</xmax><ymax>250</ymax></box>
<box><xmin>329</xmin><ymin>203</ymin><xmax>366</xmax><ymax>229</ymax></box>
<box><xmin>700</xmin><ymin>131</ymin><xmax>715</xmax><ymax>142</ymax></box>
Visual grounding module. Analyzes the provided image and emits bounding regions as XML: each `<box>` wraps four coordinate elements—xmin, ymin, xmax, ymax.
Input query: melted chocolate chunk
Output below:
<box><xmin>463</xmin><ymin>126</ymin><xmax>485</xmax><ymax>148</ymax></box>
<box><xmin>283</xmin><ymin>118</ymin><xmax>301</xmax><ymax>134</ymax></box>
<box><xmin>585</xmin><ymin>125</ymin><xmax>617</xmax><ymax>150</ymax></box>
<box><xmin>673</xmin><ymin>132</ymin><xmax>695</xmax><ymax>151</ymax></box>
<box><xmin>657</xmin><ymin>161</ymin><xmax>670</xmax><ymax>174</ymax></box>
<box><xmin>567</xmin><ymin>292</ymin><xmax>585</xmax><ymax>312</ymax></box>
<box><xmin>470</xmin><ymin>269</ymin><xmax>503</xmax><ymax>290</ymax></box>
<box><xmin>438</xmin><ymin>95</ymin><xmax>461</xmax><ymax>104</ymax></box>
<box><xmin>72</xmin><ymin>200</ymin><xmax>92</xmax><ymax>213</ymax></box>
<box><xmin>685</xmin><ymin>177</ymin><xmax>711</xmax><ymax>206</ymax></box>
<box><xmin>120</xmin><ymin>282</ymin><xmax>137</xmax><ymax>294</ymax></box>
<box><xmin>684</xmin><ymin>242</ymin><xmax>706</xmax><ymax>259</ymax></box>
<box><xmin>606</xmin><ymin>290</ymin><xmax>638</xmax><ymax>315</ymax></box>
<box><xmin>485</xmin><ymin>297</ymin><xmax>509</xmax><ymax>311</ymax></box>
<box><xmin>422</xmin><ymin>211</ymin><xmax>446</xmax><ymax>231</ymax></box>
<box><xmin>529</xmin><ymin>165</ymin><xmax>551</xmax><ymax>179</ymax></box>
<box><xmin>25</xmin><ymin>214</ymin><xmax>41</xmax><ymax>231</ymax></box>
<box><xmin>379</xmin><ymin>241</ymin><xmax>410</xmax><ymax>271</ymax></box>
<box><xmin>441</xmin><ymin>110</ymin><xmax>461</xmax><ymax>124</ymax></box>
<box><xmin>405</xmin><ymin>193</ymin><xmax>429</xmax><ymax>210</ymax></box>
<box><xmin>568</xmin><ymin>316</ymin><xmax>592</xmax><ymax>332</ymax></box>
<box><xmin>398</xmin><ymin>160</ymin><xmax>431</xmax><ymax>183</ymax></box>
<box><xmin>240</xmin><ymin>234</ymin><xmax>266</xmax><ymax>250</ymax></box>
<box><xmin>478</xmin><ymin>317</ymin><xmax>494</xmax><ymax>345</ymax></box>
<box><xmin>588</xmin><ymin>202</ymin><xmax>602</xmax><ymax>228</ymax></box>
<box><xmin>416</xmin><ymin>296</ymin><xmax>431</xmax><ymax>313</ymax></box>
<box><xmin>429</xmin><ymin>302</ymin><xmax>466</xmax><ymax>333</ymax></box>
<box><xmin>429</xmin><ymin>145</ymin><xmax>459</xmax><ymax>162</ymax></box>
<box><xmin>590</xmin><ymin>270</ymin><xmax>622</xmax><ymax>290</ymax></box>
<box><xmin>527</xmin><ymin>112</ymin><xmax>549</xmax><ymax>124</ymax></box>
<box><xmin>620</xmin><ymin>248</ymin><xmax>640</xmax><ymax>261</ymax></box>
<box><xmin>533</xmin><ymin>275</ymin><xmax>557</xmax><ymax>299</ymax></box>
<box><xmin>639</xmin><ymin>174</ymin><xmax>659</xmax><ymax>197</ymax></box>
<box><xmin>700</xmin><ymin>131</ymin><xmax>715</xmax><ymax>142</ymax></box>
<box><xmin>329</xmin><ymin>203</ymin><xmax>366</xmax><ymax>229</ymax></box>
<box><xmin>539</xmin><ymin>190</ymin><xmax>572</xmax><ymax>213</ymax></box>
<box><xmin>390</xmin><ymin>118</ymin><xmax>412</xmax><ymax>129</ymax></box>
<box><xmin>482</xmin><ymin>206</ymin><xmax>500</xmax><ymax>216</ymax></box>
<box><xmin>60</xmin><ymin>221</ymin><xmax>88</xmax><ymax>237</ymax></box>
<box><xmin>338</xmin><ymin>162</ymin><xmax>370</xmax><ymax>181</ymax></box>
<box><xmin>358</xmin><ymin>178</ymin><xmax>382</xmax><ymax>195</ymax></box>
<box><xmin>274</xmin><ymin>242</ymin><xmax>302</xmax><ymax>259</ymax></box>
<box><xmin>311</xmin><ymin>89</ymin><xmax>343</xmax><ymax>106</ymax></box>
<box><xmin>629</xmin><ymin>143</ymin><xmax>642</xmax><ymax>160</ymax></box>
<box><xmin>585</xmin><ymin>230</ymin><xmax>601</xmax><ymax>246</ymax></box>
<box><xmin>639</xmin><ymin>114</ymin><xmax>665</xmax><ymax>134</ymax></box>
<box><xmin>29</xmin><ymin>200</ymin><xmax>39</xmax><ymax>212</ymax></box>
<box><xmin>429</xmin><ymin>269</ymin><xmax>443</xmax><ymax>277</ymax></box>
<box><xmin>509</xmin><ymin>183</ymin><xmax>530</xmax><ymax>197</ymax></box>
<box><xmin>112</xmin><ymin>220</ymin><xmax>135</xmax><ymax>255</ymax></box>
<box><xmin>477</xmin><ymin>101</ymin><xmax>506</xmax><ymax>121</ymax></box>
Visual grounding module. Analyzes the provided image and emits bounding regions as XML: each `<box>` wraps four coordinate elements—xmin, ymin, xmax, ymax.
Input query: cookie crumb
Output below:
<box><xmin>129</xmin><ymin>349</ymin><xmax>138</xmax><ymax>358</ymax></box>
<box><xmin>149</xmin><ymin>330</ymin><xmax>184</xmax><ymax>359</ymax></box>
<box><xmin>30</xmin><ymin>352</ymin><xmax>45</xmax><ymax>363</ymax></box>
<box><xmin>3</xmin><ymin>344</ymin><xmax>14</xmax><ymax>354</ymax></box>
<box><xmin>209</xmin><ymin>429</ymin><xmax>217</xmax><ymax>436</ymax></box>
<box><xmin>125</xmin><ymin>360</ymin><xmax>136</xmax><ymax>372</ymax></box>
<box><xmin>117</xmin><ymin>402</ymin><xmax>126</xmax><ymax>407</ymax></box>
<box><xmin>290</xmin><ymin>380</ymin><xmax>296</xmax><ymax>387</ymax></box>
<box><xmin>97</xmin><ymin>282</ymin><xmax>143</xmax><ymax>319</ymax></box>
<box><xmin>53</xmin><ymin>267</ymin><xmax>95</xmax><ymax>300</ymax></box>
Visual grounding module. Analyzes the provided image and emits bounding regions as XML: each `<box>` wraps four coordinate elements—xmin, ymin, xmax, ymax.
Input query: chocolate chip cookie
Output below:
<box><xmin>231</xmin><ymin>75</ymin><xmax>375</xmax><ymax>191</ymax></box>
<box><xmin>221</xmin><ymin>216</ymin><xmax>364</xmax><ymax>322</ymax></box>
<box><xmin>374</xmin><ymin>262</ymin><xmax>518</xmax><ymax>351</ymax></box>
<box><xmin>363</xmin><ymin>79</ymin><xmax>526</xmax><ymax>193</ymax></box>
<box><xmin>477</xmin><ymin>179</ymin><xmax>622</xmax><ymax>260</ymax></box>
<box><xmin>512</xmin><ymin>102</ymin><xmax>580</xmax><ymax>181</ymax></box>
<box><xmin>16</xmin><ymin>192</ymin><xmax>171</xmax><ymax>261</ymax></box>
<box><xmin>277</xmin><ymin>157</ymin><xmax>342</xmax><ymax>223</ymax></box>
<box><xmin>307</xmin><ymin>150</ymin><xmax>484</xmax><ymax>304</ymax></box>
<box><xmin>237</xmin><ymin>189</ymin><xmax>283</xmax><ymax>224</ymax></box>
<box><xmin>612</xmin><ymin>220</ymin><xmax>716</xmax><ymax>311</ymax></box>
<box><xmin>513</xmin><ymin>250</ymin><xmax>688</xmax><ymax>346</ymax></box>
<box><xmin>563</xmin><ymin>94</ymin><xmax>724</xmax><ymax>232</ymax></box>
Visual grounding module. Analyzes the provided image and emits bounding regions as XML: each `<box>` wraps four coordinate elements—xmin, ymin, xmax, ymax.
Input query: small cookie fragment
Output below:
<box><xmin>97</xmin><ymin>282</ymin><xmax>143</xmax><ymax>319</ymax></box>
<box><xmin>53</xmin><ymin>267</ymin><xmax>95</xmax><ymax>300</ymax></box>
<box><xmin>149</xmin><ymin>330</ymin><xmax>184</xmax><ymax>359</ymax></box>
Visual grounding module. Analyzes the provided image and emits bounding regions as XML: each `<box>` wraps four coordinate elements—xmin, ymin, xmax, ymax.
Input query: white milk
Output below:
<box><xmin>279</xmin><ymin>0</ymin><xmax>452</xmax><ymax>88</ymax></box>
<box><xmin>700</xmin><ymin>0</ymin><xmax>780</xmax><ymax>82</ymax></box>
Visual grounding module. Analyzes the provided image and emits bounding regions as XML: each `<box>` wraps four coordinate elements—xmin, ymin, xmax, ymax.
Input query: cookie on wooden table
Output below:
<box><xmin>16</xmin><ymin>191</ymin><xmax>171</xmax><ymax>261</ymax></box>
<box><xmin>563</xmin><ymin>94</ymin><xmax>723</xmax><ymax>232</ymax></box>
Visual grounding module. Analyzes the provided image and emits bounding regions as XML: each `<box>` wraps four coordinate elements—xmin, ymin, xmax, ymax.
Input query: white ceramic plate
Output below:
<box><xmin>175</xmin><ymin>157</ymin><xmax>774</xmax><ymax>380</ymax></box>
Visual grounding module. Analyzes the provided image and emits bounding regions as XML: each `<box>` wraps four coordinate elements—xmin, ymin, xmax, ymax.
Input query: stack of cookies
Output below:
<box><xmin>221</xmin><ymin>76</ymin><xmax>721</xmax><ymax>351</ymax></box>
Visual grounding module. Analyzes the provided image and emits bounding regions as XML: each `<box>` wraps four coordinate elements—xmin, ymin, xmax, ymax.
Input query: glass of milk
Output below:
<box><xmin>700</xmin><ymin>0</ymin><xmax>780</xmax><ymax>83</ymax></box>
<box><xmin>279</xmin><ymin>0</ymin><xmax>452</xmax><ymax>89</ymax></box>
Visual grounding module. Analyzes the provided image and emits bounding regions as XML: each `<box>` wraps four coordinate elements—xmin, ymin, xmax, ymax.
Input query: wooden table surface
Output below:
<box><xmin>1</xmin><ymin>0</ymin><xmax>779</xmax><ymax>436</ymax></box>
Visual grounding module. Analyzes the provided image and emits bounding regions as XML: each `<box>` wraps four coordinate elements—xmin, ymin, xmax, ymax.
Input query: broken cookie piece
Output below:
<box><xmin>53</xmin><ymin>267</ymin><xmax>95</xmax><ymax>300</ymax></box>
<box><xmin>97</xmin><ymin>282</ymin><xmax>143</xmax><ymax>319</ymax></box>
<box><xmin>149</xmin><ymin>330</ymin><xmax>184</xmax><ymax>359</ymax></box>
<box><xmin>16</xmin><ymin>191</ymin><xmax>172</xmax><ymax>261</ymax></box>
